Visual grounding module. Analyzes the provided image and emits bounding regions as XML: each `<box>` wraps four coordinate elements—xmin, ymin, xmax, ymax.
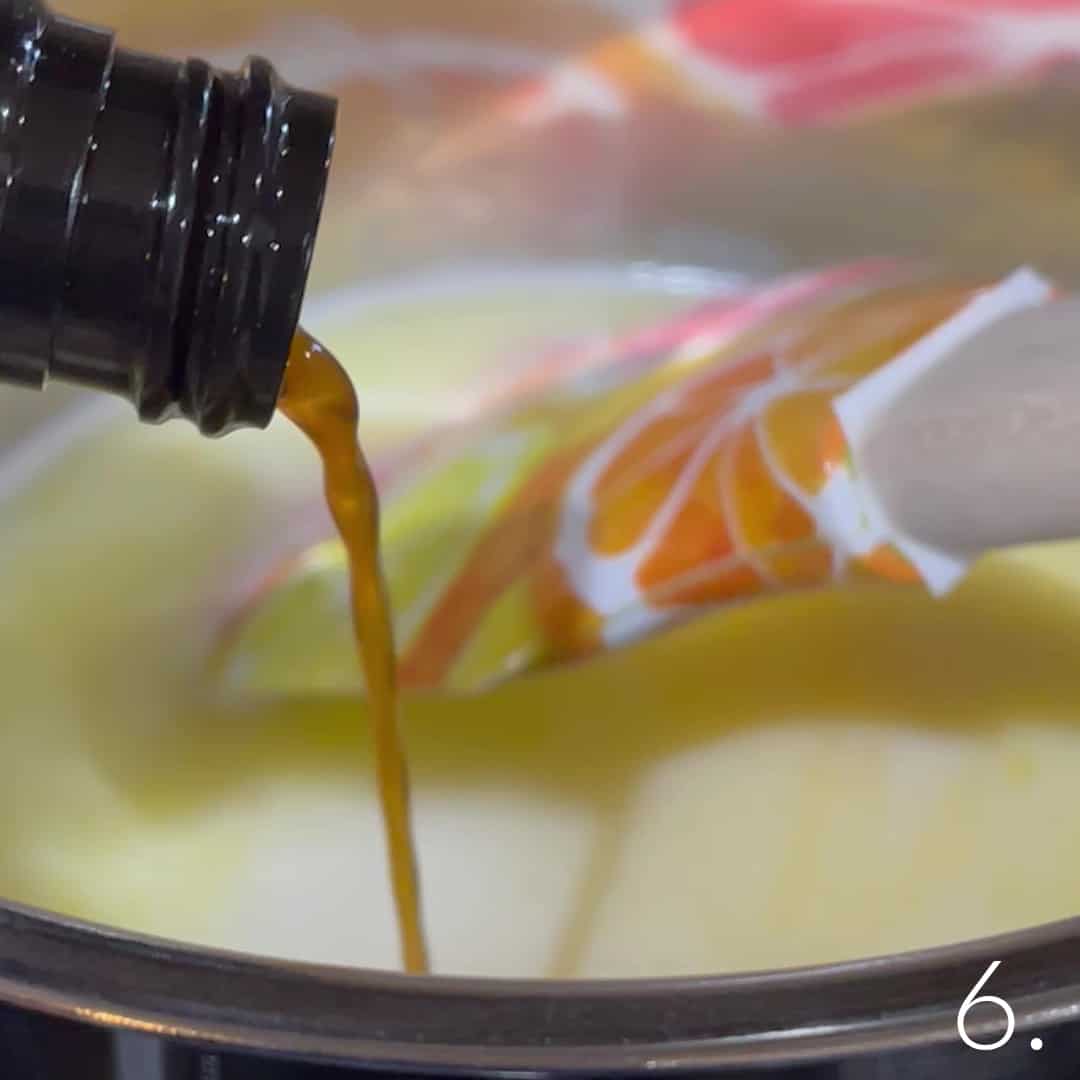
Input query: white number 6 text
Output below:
<box><xmin>958</xmin><ymin>961</ymin><xmax>1015</xmax><ymax>1052</ymax></box>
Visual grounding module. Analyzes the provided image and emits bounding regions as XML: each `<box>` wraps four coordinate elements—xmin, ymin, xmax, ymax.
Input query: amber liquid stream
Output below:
<box><xmin>278</xmin><ymin>330</ymin><xmax>429</xmax><ymax>973</ymax></box>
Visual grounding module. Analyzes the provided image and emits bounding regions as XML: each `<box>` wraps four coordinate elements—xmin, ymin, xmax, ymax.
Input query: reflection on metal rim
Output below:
<box><xmin>2</xmin><ymin>897</ymin><xmax>1080</xmax><ymax>1071</ymax></box>
<box><xmin>302</xmin><ymin>259</ymin><xmax>748</xmax><ymax>325</ymax></box>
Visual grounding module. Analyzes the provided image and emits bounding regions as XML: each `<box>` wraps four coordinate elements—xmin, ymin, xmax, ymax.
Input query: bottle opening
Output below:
<box><xmin>0</xmin><ymin>2</ymin><xmax>336</xmax><ymax>435</ymax></box>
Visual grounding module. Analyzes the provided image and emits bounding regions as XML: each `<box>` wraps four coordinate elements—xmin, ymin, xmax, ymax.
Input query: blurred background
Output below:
<box><xmin>53</xmin><ymin>0</ymin><xmax>1080</xmax><ymax>295</ymax></box>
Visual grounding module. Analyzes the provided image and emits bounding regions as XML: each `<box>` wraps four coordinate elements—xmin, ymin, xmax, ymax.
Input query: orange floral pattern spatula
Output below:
<box><xmin>215</xmin><ymin>261</ymin><xmax>1060</xmax><ymax>697</ymax></box>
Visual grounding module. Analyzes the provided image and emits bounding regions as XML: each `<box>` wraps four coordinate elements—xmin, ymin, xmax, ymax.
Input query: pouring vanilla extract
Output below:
<box><xmin>0</xmin><ymin>1</ymin><xmax>434</xmax><ymax>973</ymax></box>
<box><xmin>278</xmin><ymin>330</ymin><xmax>429</xmax><ymax>974</ymax></box>
<box><xmin>0</xmin><ymin>0</ymin><xmax>433</xmax><ymax>969</ymax></box>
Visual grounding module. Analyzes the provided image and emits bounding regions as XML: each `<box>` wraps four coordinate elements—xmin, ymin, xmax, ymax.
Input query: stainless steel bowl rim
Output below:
<box><xmin>2</xmin><ymin>899</ymin><xmax>1079</xmax><ymax>1073</ymax></box>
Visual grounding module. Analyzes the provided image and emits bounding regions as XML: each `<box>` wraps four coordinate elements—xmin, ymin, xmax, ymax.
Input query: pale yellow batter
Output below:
<box><xmin>1</xmin><ymin>268</ymin><xmax>1079</xmax><ymax>978</ymax></box>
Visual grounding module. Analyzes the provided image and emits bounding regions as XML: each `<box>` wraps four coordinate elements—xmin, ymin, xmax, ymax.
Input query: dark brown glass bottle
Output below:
<box><xmin>0</xmin><ymin>0</ymin><xmax>335</xmax><ymax>435</ymax></box>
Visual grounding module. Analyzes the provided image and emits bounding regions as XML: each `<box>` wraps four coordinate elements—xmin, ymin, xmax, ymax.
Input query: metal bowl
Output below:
<box><xmin>3</xmin><ymin>894</ymin><xmax>1080</xmax><ymax>1076</ymax></box>
<box><xmin>6</xmin><ymin>3</ymin><xmax>1080</xmax><ymax>1075</ymax></box>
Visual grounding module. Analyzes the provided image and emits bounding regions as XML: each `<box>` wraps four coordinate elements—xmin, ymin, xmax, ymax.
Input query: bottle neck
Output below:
<box><xmin>0</xmin><ymin>2</ymin><xmax>335</xmax><ymax>435</ymax></box>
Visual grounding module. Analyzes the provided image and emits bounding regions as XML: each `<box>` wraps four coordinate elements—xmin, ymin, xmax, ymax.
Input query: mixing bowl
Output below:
<box><xmin>6</xmin><ymin>1</ymin><xmax>1080</xmax><ymax>1076</ymax></box>
<box><xmin>4</xmin><ymin>899</ymin><xmax>1080</xmax><ymax>1076</ymax></box>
